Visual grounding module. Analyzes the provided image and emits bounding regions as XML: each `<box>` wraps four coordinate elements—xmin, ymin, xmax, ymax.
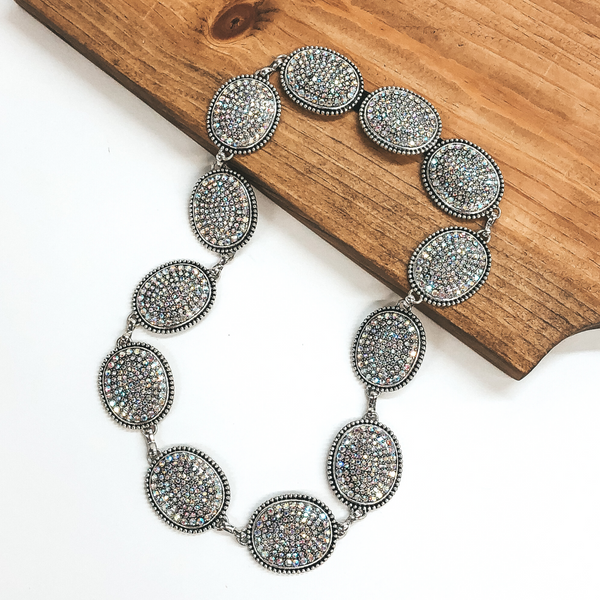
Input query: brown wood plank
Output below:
<box><xmin>14</xmin><ymin>0</ymin><xmax>600</xmax><ymax>379</ymax></box>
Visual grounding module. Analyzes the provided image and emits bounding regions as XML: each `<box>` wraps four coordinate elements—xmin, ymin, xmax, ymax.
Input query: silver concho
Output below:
<box><xmin>133</xmin><ymin>260</ymin><xmax>215</xmax><ymax>334</ymax></box>
<box><xmin>359</xmin><ymin>87</ymin><xmax>442</xmax><ymax>154</ymax></box>
<box><xmin>353</xmin><ymin>306</ymin><xmax>426</xmax><ymax>390</ymax></box>
<box><xmin>248</xmin><ymin>494</ymin><xmax>337</xmax><ymax>573</ymax></box>
<box><xmin>280</xmin><ymin>46</ymin><xmax>364</xmax><ymax>115</ymax></box>
<box><xmin>146</xmin><ymin>446</ymin><xmax>229</xmax><ymax>533</ymax></box>
<box><xmin>98</xmin><ymin>342</ymin><xmax>174</xmax><ymax>428</ymax></box>
<box><xmin>328</xmin><ymin>419</ymin><xmax>401</xmax><ymax>511</ymax></box>
<box><xmin>422</xmin><ymin>139</ymin><xmax>504</xmax><ymax>218</ymax></box>
<box><xmin>409</xmin><ymin>227</ymin><xmax>491</xmax><ymax>306</ymax></box>
<box><xmin>189</xmin><ymin>168</ymin><xmax>257</xmax><ymax>253</ymax></box>
<box><xmin>207</xmin><ymin>75</ymin><xmax>281</xmax><ymax>154</ymax></box>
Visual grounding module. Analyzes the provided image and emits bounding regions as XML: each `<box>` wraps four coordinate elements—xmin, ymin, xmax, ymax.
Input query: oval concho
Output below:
<box><xmin>189</xmin><ymin>168</ymin><xmax>257</xmax><ymax>253</ymax></box>
<box><xmin>207</xmin><ymin>75</ymin><xmax>281</xmax><ymax>155</ymax></box>
<box><xmin>132</xmin><ymin>260</ymin><xmax>216</xmax><ymax>334</ymax></box>
<box><xmin>359</xmin><ymin>86</ymin><xmax>442</xmax><ymax>154</ymax></box>
<box><xmin>353</xmin><ymin>306</ymin><xmax>426</xmax><ymax>391</ymax></box>
<box><xmin>280</xmin><ymin>46</ymin><xmax>364</xmax><ymax>115</ymax></box>
<box><xmin>98</xmin><ymin>342</ymin><xmax>174</xmax><ymax>428</ymax></box>
<box><xmin>328</xmin><ymin>419</ymin><xmax>401</xmax><ymax>511</ymax></box>
<box><xmin>408</xmin><ymin>227</ymin><xmax>492</xmax><ymax>306</ymax></box>
<box><xmin>422</xmin><ymin>139</ymin><xmax>504</xmax><ymax>219</ymax></box>
<box><xmin>247</xmin><ymin>494</ymin><xmax>337</xmax><ymax>573</ymax></box>
<box><xmin>146</xmin><ymin>446</ymin><xmax>230</xmax><ymax>533</ymax></box>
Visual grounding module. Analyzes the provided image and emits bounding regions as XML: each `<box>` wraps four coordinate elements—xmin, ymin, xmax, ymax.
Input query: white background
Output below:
<box><xmin>1</xmin><ymin>1</ymin><xmax>600</xmax><ymax>598</ymax></box>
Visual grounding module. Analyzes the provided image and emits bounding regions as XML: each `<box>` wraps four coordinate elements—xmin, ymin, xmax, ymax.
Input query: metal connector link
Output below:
<box><xmin>365</xmin><ymin>389</ymin><xmax>380</xmax><ymax>421</ymax></box>
<box><xmin>337</xmin><ymin>508</ymin><xmax>366</xmax><ymax>539</ymax></box>
<box><xmin>211</xmin><ymin>148</ymin><xmax>234</xmax><ymax>171</ymax></box>
<box><xmin>142</xmin><ymin>424</ymin><xmax>160</xmax><ymax>465</ymax></box>
<box><xmin>210</xmin><ymin>252</ymin><xmax>235</xmax><ymax>280</ymax></box>
<box><xmin>478</xmin><ymin>207</ymin><xmax>502</xmax><ymax>242</ymax></box>
<box><xmin>116</xmin><ymin>312</ymin><xmax>138</xmax><ymax>348</ymax></box>
<box><xmin>397</xmin><ymin>290</ymin><xmax>423</xmax><ymax>311</ymax></box>
<box><xmin>216</xmin><ymin>514</ymin><xmax>249</xmax><ymax>546</ymax></box>
<box><xmin>254</xmin><ymin>54</ymin><xmax>288</xmax><ymax>78</ymax></box>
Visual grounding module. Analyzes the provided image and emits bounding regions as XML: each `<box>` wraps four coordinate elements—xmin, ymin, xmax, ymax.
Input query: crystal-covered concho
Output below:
<box><xmin>280</xmin><ymin>46</ymin><xmax>364</xmax><ymax>115</ymax></box>
<box><xmin>248</xmin><ymin>495</ymin><xmax>337</xmax><ymax>573</ymax></box>
<box><xmin>207</xmin><ymin>75</ymin><xmax>281</xmax><ymax>154</ymax></box>
<box><xmin>409</xmin><ymin>227</ymin><xmax>491</xmax><ymax>306</ymax></box>
<box><xmin>422</xmin><ymin>139</ymin><xmax>504</xmax><ymax>218</ymax></box>
<box><xmin>328</xmin><ymin>419</ymin><xmax>401</xmax><ymax>511</ymax></box>
<box><xmin>146</xmin><ymin>446</ymin><xmax>229</xmax><ymax>533</ymax></box>
<box><xmin>190</xmin><ymin>168</ymin><xmax>257</xmax><ymax>253</ymax></box>
<box><xmin>98</xmin><ymin>342</ymin><xmax>174</xmax><ymax>428</ymax></box>
<box><xmin>353</xmin><ymin>307</ymin><xmax>426</xmax><ymax>390</ymax></box>
<box><xmin>359</xmin><ymin>87</ymin><xmax>442</xmax><ymax>154</ymax></box>
<box><xmin>133</xmin><ymin>260</ymin><xmax>216</xmax><ymax>334</ymax></box>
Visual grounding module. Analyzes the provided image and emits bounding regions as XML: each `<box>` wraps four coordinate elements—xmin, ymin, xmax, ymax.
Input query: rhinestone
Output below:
<box><xmin>190</xmin><ymin>169</ymin><xmax>257</xmax><ymax>252</ymax></box>
<box><xmin>146</xmin><ymin>447</ymin><xmax>228</xmax><ymax>532</ymax></box>
<box><xmin>249</xmin><ymin>496</ymin><xmax>335</xmax><ymax>572</ymax></box>
<box><xmin>208</xmin><ymin>76</ymin><xmax>279</xmax><ymax>153</ymax></box>
<box><xmin>353</xmin><ymin>307</ymin><xmax>425</xmax><ymax>390</ymax></box>
<box><xmin>410</xmin><ymin>228</ymin><xmax>490</xmax><ymax>305</ymax></box>
<box><xmin>360</xmin><ymin>87</ymin><xmax>441</xmax><ymax>154</ymax></box>
<box><xmin>330</xmin><ymin>421</ymin><xmax>401</xmax><ymax>509</ymax></box>
<box><xmin>133</xmin><ymin>261</ymin><xmax>214</xmax><ymax>333</ymax></box>
<box><xmin>281</xmin><ymin>46</ymin><xmax>363</xmax><ymax>114</ymax></box>
<box><xmin>99</xmin><ymin>343</ymin><xmax>173</xmax><ymax>427</ymax></box>
<box><xmin>424</xmin><ymin>140</ymin><xmax>503</xmax><ymax>217</ymax></box>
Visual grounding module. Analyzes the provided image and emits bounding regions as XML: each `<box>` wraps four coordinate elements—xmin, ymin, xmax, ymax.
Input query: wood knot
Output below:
<box><xmin>211</xmin><ymin>3</ymin><xmax>258</xmax><ymax>41</ymax></box>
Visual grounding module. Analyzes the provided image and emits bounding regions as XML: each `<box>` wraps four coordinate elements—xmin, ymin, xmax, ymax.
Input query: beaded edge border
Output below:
<box><xmin>407</xmin><ymin>226</ymin><xmax>493</xmax><ymax>307</ymax></box>
<box><xmin>351</xmin><ymin>306</ymin><xmax>427</xmax><ymax>392</ymax></box>
<box><xmin>358</xmin><ymin>86</ymin><xmax>443</xmax><ymax>155</ymax></box>
<box><xmin>98</xmin><ymin>341</ymin><xmax>175</xmax><ymax>430</ymax></box>
<box><xmin>279</xmin><ymin>45</ymin><xmax>365</xmax><ymax>116</ymax></box>
<box><xmin>245</xmin><ymin>493</ymin><xmax>339</xmax><ymax>574</ymax></box>
<box><xmin>206</xmin><ymin>74</ymin><xmax>282</xmax><ymax>155</ymax></box>
<box><xmin>327</xmin><ymin>418</ymin><xmax>402</xmax><ymax>512</ymax></box>
<box><xmin>421</xmin><ymin>138</ymin><xmax>505</xmax><ymax>219</ymax></box>
<box><xmin>145</xmin><ymin>445</ymin><xmax>231</xmax><ymax>534</ymax></box>
<box><xmin>132</xmin><ymin>260</ymin><xmax>217</xmax><ymax>334</ymax></box>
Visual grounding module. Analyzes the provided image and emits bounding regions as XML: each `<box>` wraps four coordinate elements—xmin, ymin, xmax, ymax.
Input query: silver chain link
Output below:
<box><xmin>115</xmin><ymin>312</ymin><xmax>138</xmax><ymax>348</ymax></box>
<box><xmin>209</xmin><ymin>252</ymin><xmax>235</xmax><ymax>280</ymax></box>
<box><xmin>365</xmin><ymin>389</ymin><xmax>380</xmax><ymax>420</ymax></box>
<box><xmin>141</xmin><ymin>424</ymin><xmax>160</xmax><ymax>465</ymax></box>
<box><xmin>253</xmin><ymin>54</ymin><xmax>288</xmax><ymax>78</ymax></box>
<box><xmin>216</xmin><ymin>514</ymin><xmax>249</xmax><ymax>546</ymax></box>
<box><xmin>478</xmin><ymin>206</ymin><xmax>502</xmax><ymax>242</ymax></box>
<box><xmin>397</xmin><ymin>289</ymin><xmax>424</xmax><ymax>311</ymax></box>
<box><xmin>211</xmin><ymin>148</ymin><xmax>234</xmax><ymax>171</ymax></box>
<box><xmin>337</xmin><ymin>508</ymin><xmax>366</xmax><ymax>538</ymax></box>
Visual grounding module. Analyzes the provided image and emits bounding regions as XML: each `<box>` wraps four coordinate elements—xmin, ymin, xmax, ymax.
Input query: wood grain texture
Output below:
<box><xmin>14</xmin><ymin>0</ymin><xmax>600</xmax><ymax>379</ymax></box>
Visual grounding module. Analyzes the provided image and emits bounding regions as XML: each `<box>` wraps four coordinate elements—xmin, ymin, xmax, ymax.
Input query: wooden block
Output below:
<box><xmin>15</xmin><ymin>0</ymin><xmax>600</xmax><ymax>379</ymax></box>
